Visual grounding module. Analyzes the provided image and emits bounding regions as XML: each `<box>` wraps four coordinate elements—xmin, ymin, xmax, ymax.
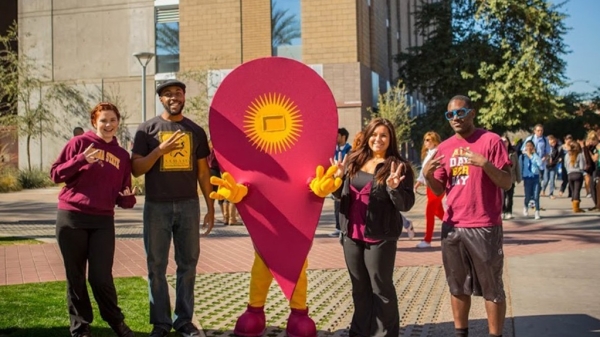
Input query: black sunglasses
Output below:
<box><xmin>444</xmin><ymin>108</ymin><xmax>472</xmax><ymax>121</ymax></box>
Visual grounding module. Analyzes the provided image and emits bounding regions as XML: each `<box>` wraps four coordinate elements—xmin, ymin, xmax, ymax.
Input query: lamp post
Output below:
<box><xmin>133</xmin><ymin>52</ymin><xmax>155</xmax><ymax>122</ymax></box>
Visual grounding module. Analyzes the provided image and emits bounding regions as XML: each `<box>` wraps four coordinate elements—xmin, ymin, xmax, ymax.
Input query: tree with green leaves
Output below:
<box><xmin>469</xmin><ymin>0</ymin><xmax>569</xmax><ymax>130</ymax></box>
<box><xmin>367</xmin><ymin>81</ymin><xmax>415</xmax><ymax>145</ymax></box>
<box><xmin>0</xmin><ymin>22</ymin><xmax>118</xmax><ymax>170</ymax></box>
<box><xmin>396</xmin><ymin>0</ymin><xmax>568</xmax><ymax>136</ymax></box>
<box><xmin>0</xmin><ymin>23</ymin><xmax>62</xmax><ymax>170</ymax></box>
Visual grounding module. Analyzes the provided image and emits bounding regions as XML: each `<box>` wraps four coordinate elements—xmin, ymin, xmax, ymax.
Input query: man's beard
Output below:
<box><xmin>162</xmin><ymin>101</ymin><xmax>185</xmax><ymax>115</ymax></box>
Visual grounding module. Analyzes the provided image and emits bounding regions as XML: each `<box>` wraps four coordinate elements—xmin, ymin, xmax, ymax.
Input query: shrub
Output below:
<box><xmin>17</xmin><ymin>168</ymin><xmax>55</xmax><ymax>189</ymax></box>
<box><xmin>0</xmin><ymin>167</ymin><xmax>22</xmax><ymax>192</ymax></box>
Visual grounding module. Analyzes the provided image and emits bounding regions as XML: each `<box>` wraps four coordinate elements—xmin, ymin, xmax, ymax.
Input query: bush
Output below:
<box><xmin>18</xmin><ymin>168</ymin><xmax>55</xmax><ymax>189</ymax></box>
<box><xmin>0</xmin><ymin>167</ymin><xmax>22</xmax><ymax>192</ymax></box>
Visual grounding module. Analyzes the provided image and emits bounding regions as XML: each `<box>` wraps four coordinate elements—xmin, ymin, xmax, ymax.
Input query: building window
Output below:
<box><xmin>371</xmin><ymin>71</ymin><xmax>380</xmax><ymax>108</ymax></box>
<box><xmin>271</xmin><ymin>0</ymin><xmax>302</xmax><ymax>60</ymax></box>
<box><xmin>155</xmin><ymin>2</ymin><xmax>179</xmax><ymax>73</ymax></box>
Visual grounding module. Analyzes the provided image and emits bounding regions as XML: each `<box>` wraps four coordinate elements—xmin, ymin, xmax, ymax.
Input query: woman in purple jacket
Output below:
<box><xmin>50</xmin><ymin>102</ymin><xmax>136</xmax><ymax>337</ymax></box>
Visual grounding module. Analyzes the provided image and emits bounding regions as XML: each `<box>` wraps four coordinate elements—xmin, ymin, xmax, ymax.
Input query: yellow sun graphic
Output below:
<box><xmin>243</xmin><ymin>93</ymin><xmax>303</xmax><ymax>154</ymax></box>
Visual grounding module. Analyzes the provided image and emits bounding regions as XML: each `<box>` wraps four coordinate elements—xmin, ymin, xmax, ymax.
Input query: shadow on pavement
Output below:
<box><xmin>513</xmin><ymin>313</ymin><xmax>600</xmax><ymax>337</ymax></box>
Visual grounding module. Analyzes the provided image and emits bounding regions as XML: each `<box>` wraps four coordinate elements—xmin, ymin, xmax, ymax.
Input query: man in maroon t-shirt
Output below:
<box><xmin>422</xmin><ymin>95</ymin><xmax>512</xmax><ymax>337</ymax></box>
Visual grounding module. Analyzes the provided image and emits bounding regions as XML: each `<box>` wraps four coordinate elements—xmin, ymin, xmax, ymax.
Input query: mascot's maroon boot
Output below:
<box><xmin>285</xmin><ymin>308</ymin><xmax>317</xmax><ymax>337</ymax></box>
<box><xmin>234</xmin><ymin>304</ymin><xmax>266</xmax><ymax>337</ymax></box>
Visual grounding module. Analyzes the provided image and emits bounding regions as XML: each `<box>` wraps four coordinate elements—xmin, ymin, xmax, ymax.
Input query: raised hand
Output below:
<box><xmin>423</xmin><ymin>154</ymin><xmax>444</xmax><ymax>178</ymax></box>
<box><xmin>83</xmin><ymin>144</ymin><xmax>101</xmax><ymax>164</ymax></box>
<box><xmin>386</xmin><ymin>161</ymin><xmax>406</xmax><ymax>189</ymax></box>
<box><xmin>119</xmin><ymin>186</ymin><xmax>138</xmax><ymax>197</ymax></box>
<box><xmin>329</xmin><ymin>153</ymin><xmax>347</xmax><ymax>179</ymax></box>
<box><xmin>209</xmin><ymin>172</ymin><xmax>248</xmax><ymax>203</ymax></box>
<box><xmin>309</xmin><ymin>165</ymin><xmax>342</xmax><ymax>198</ymax></box>
<box><xmin>159</xmin><ymin>130</ymin><xmax>186</xmax><ymax>155</ymax></box>
<box><xmin>463</xmin><ymin>148</ymin><xmax>487</xmax><ymax>167</ymax></box>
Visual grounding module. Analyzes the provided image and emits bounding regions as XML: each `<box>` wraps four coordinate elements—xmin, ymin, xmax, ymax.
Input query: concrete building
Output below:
<box><xmin>11</xmin><ymin>0</ymin><xmax>427</xmax><ymax>169</ymax></box>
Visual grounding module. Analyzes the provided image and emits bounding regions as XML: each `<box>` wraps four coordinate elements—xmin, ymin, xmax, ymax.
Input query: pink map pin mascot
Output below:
<box><xmin>208</xmin><ymin>57</ymin><xmax>340</xmax><ymax>337</ymax></box>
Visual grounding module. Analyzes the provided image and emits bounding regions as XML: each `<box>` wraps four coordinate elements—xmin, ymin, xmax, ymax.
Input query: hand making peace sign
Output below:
<box><xmin>159</xmin><ymin>130</ymin><xmax>186</xmax><ymax>155</ymax></box>
<box><xmin>329</xmin><ymin>153</ymin><xmax>347</xmax><ymax>179</ymax></box>
<box><xmin>83</xmin><ymin>144</ymin><xmax>101</xmax><ymax>164</ymax></box>
<box><xmin>386</xmin><ymin>161</ymin><xmax>406</xmax><ymax>189</ymax></box>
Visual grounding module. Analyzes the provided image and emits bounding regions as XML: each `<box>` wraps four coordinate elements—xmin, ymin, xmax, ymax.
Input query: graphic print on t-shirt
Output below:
<box><xmin>159</xmin><ymin>130</ymin><xmax>193</xmax><ymax>171</ymax></box>
<box><xmin>450</xmin><ymin>147</ymin><xmax>470</xmax><ymax>186</ymax></box>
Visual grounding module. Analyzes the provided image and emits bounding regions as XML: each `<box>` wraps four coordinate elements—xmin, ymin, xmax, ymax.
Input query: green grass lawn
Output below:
<box><xmin>0</xmin><ymin>277</ymin><xmax>157</xmax><ymax>336</ymax></box>
<box><xmin>0</xmin><ymin>237</ymin><xmax>44</xmax><ymax>246</ymax></box>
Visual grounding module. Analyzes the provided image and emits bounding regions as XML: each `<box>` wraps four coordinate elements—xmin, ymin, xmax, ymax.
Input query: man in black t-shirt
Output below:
<box><xmin>131</xmin><ymin>79</ymin><xmax>214</xmax><ymax>337</ymax></box>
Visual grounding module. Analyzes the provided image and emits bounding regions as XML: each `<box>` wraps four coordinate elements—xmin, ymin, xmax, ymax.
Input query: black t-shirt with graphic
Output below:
<box><xmin>132</xmin><ymin>116</ymin><xmax>210</xmax><ymax>202</ymax></box>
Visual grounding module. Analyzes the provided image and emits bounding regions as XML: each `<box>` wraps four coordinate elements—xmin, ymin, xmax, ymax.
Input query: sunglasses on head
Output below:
<box><xmin>444</xmin><ymin>108</ymin><xmax>472</xmax><ymax>121</ymax></box>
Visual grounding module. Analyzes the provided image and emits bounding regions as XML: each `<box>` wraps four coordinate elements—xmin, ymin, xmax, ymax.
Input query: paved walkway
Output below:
<box><xmin>1</xmin><ymin>186</ymin><xmax>599</xmax><ymax>336</ymax></box>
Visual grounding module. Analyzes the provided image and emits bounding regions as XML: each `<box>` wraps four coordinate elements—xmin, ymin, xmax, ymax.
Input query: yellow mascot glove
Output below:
<box><xmin>209</xmin><ymin>172</ymin><xmax>248</xmax><ymax>203</ymax></box>
<box><xmin>309</xmin><ymin>165</ymin><xmax>342</xmax><ymax>198</ymax></box>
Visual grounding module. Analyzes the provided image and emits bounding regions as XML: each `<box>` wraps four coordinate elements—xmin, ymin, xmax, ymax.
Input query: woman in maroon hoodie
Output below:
<box><xmin>50</xmin><ymin>102</ymin><xmax>136</xmax><ymax>337</ymax></box>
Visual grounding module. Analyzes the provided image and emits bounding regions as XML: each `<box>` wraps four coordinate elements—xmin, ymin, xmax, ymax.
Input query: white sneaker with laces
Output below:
<box><xmin>534</xmin><ymin>211</ymin><xmax>541</xmax><ymax>220</ymax></box>
<box><xmin>523</xmin><ymin>207</ymin><xmax>529</xmax><ymax>217</ymax></box>
<box><xmin>416</xmin><ymin>241</ymin><xmax>431</xmax><ymax>248</ymax></box>
<box><xmin>329</xmin><ymin>229</ymin><xmax>341</xmax><ymax>237</ymax></box>
<box><xmin>505</xmin><ymin>213</ymin><xmax>513</xmax><ymax>220</ymax></box>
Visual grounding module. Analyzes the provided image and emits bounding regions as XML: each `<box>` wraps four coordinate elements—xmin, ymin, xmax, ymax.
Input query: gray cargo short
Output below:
<box><xmin>441</xmin><ymin>223</ymin><xmax>506</xmax><ymax>303</ymax></box>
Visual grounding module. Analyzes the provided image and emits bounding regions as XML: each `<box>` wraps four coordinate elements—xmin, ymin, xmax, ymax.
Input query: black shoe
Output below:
<box><xmin>73</xmin><ymin>324</ymin><xmax>92</xmax><ymax>337</ymax></box>
<box><xmin>149</xmin><ymin>326</ymin><xmax>170</xmax><ymax>337</ymax></box>
<box><xmin>111</xmin><ymin>321</ymin><xmax>134</xmax><ymax>337</ymax></box>
<box><xmin>177</xmin><ymin>322</ymin><xmax>201</xmax><ymax>337</ymax></box>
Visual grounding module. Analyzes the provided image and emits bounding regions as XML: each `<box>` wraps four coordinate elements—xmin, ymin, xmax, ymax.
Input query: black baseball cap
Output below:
<box><xmin>156</xmin><ymin>79</ymin><xmax>186</xmax><ymax>95</ymax></box>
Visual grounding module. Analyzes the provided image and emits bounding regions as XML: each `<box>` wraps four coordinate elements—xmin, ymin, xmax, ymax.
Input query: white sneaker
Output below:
<box><xmin>505</xmin><ymin>213</ymin><xmax>513</xmax><ymax>220</ymax></box>
<box><xmin>534</xmin><ymin>211</ymin><xmax>541</xmax><ymax>220</ymax></box>
<box><xmin>416</xmin><ymin>241</ymin><xmax>431</xmax><ymax>248</ymax></box>
<box><xmin>406</xmin><ymin>222</ymin><xmax>415</xmax><ymax>240</ymax></box>
<box><xmin>523</xmin><ymin>207</ymin><xmax>529</xmax><ymax>217</ymax></box>
<box><xmin>502</xmin><ymin>213</ymin><xmax>506</xmax><ymax>220</ymax></box>
<box><xmin>329</xmin><ymin>229</ymin><xmax>341</xmax><ymax>237</ymax></box>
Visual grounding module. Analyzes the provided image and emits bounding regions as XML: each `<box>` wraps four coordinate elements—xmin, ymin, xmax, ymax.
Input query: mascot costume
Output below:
<box><xmin>208</xmin><ymin>57</ymin><xmax>340</xmax><ymax>337</ymax></box>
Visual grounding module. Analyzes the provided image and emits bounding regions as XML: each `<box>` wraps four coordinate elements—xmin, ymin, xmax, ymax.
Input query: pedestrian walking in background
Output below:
<box><xmin>583</xmin><ymin>131</ymin><xmax>599</xmax><ymax>210</ymax></box>
<box><xmin>330</xmin><ymin>127</ymin><xmax>352</xmax><ymax>237</ymax></box>
<box><xmin>50</xmin><ymin>102</ymin><xmax>136</xmax><ymax>337</ymax></box>
<box><xmin>565</xmin><ymin>141</ymin><xmax>586</xmax><ymax>213</ymax></box>
<box><xmin>501</xmin><ymin>136</ymin><xmax>521</xmax><ymax>219</ymax></box>
<box><xmin>542</xmin><ymin>135</ymin><xmax>562</xmax><ymax>199</ymax></box>
<box><xmin>331</xmin><ymin>117</ymin><xmax>415</xmax><ymax>337</ymax></box>
<box><xmin>559</xmin><ymin>134</ymin><xmax>573</xmax><ymax>197</ymax></box>
<box><xmin>520</xmin><ymin>140</ymin><xmax>543</xmax><ymax>220</ymax></box>
<box><xmin>423</xmin><ymin>95</ymin><xmax>511</xmax><ymax>337</ymax></box>
<box><xmin>413</xmin><ymin>131</ymin><xmax>444</xmax><ymax>248</ymax></box>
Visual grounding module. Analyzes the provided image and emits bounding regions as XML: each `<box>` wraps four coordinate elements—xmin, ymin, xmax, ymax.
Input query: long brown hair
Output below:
<box><xmin>420</xmin><ymin>131</ymin><xmax>442</xmax><ymax>160</ymax></box>
<box><xmin>569</xmin><ymin>141</ymin><xmax>582</xmax><ymax>166</ymax></box>
<box><xmin>346</xmin><ymin>118</ymin><xmax>413</xmax><ymax>185</ymax></box>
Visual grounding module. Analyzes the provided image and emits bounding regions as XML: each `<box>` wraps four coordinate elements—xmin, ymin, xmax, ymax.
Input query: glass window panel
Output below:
<box><xmin>155</xmin><ymin>6</ymin><xmax>180</xmax><ymax>73</ymax></box>
<box><xmin>271</xmin><ymin>0</ymin><xmax>302</xmax><ymax>60</ymax></box>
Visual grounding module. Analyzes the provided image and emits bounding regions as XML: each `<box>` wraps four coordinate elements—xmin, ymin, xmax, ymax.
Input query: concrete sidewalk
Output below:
<box><xmin>1</xmin><ymin>186</ymin><xmax>599</xmax><ymax>336</ymax></box>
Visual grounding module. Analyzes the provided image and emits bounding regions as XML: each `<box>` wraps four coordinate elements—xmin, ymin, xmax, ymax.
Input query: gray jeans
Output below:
<box><xmin>143</xmin><ymin>199</ymin><xmax>200</xmax><ymax>331</ymax></box>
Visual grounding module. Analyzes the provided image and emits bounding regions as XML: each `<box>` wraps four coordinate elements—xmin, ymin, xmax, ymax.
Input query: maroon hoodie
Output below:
<box><xmin>50</xmin><ymin>131</ymin><xmax>135</xmax><ymax>216</ymax></box>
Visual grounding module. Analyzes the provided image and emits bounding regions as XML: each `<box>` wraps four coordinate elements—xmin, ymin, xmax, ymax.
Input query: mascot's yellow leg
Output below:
<box><xmin>248</xmin><ymin>251</ymin><xmax>273</xmax><ymax>307</ymax></box>
<box><xmin>290</xmin><ymin>259</ymin><xmax>308</xmax><ymax>310</ymax></box>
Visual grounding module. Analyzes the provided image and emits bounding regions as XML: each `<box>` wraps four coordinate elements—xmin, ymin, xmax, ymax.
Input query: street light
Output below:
<box><xmin>133</xmin><ymin>52</ymin><xmax>155</xmax><ymax>122</ymax></box>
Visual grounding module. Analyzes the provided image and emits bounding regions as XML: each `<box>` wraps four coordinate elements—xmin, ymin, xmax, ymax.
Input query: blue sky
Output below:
<box><xmin>562</xmin><ymin>0</ymin><xmax>600</xmax><ymax>94</ymax></box>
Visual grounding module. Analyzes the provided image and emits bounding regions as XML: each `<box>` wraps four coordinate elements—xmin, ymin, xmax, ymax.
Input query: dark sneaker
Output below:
<box><xmin>73</xmin><ymin>324</ymin><xmax>92</xmax><ymax>337</ymax></box>
<box><xmin>177</xmin><ymin>322</ymin><xmax>201</xmax><ymax>337</ymax></box>
<box><xmin>111</xmin><ymin>321</ymin><xmax>135</xmax><ymax>337</ymax></box>
<box><xmin>149</xmin><ymin>326</ymin><xmax>170</xmax><ymax>337</ymax></box>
